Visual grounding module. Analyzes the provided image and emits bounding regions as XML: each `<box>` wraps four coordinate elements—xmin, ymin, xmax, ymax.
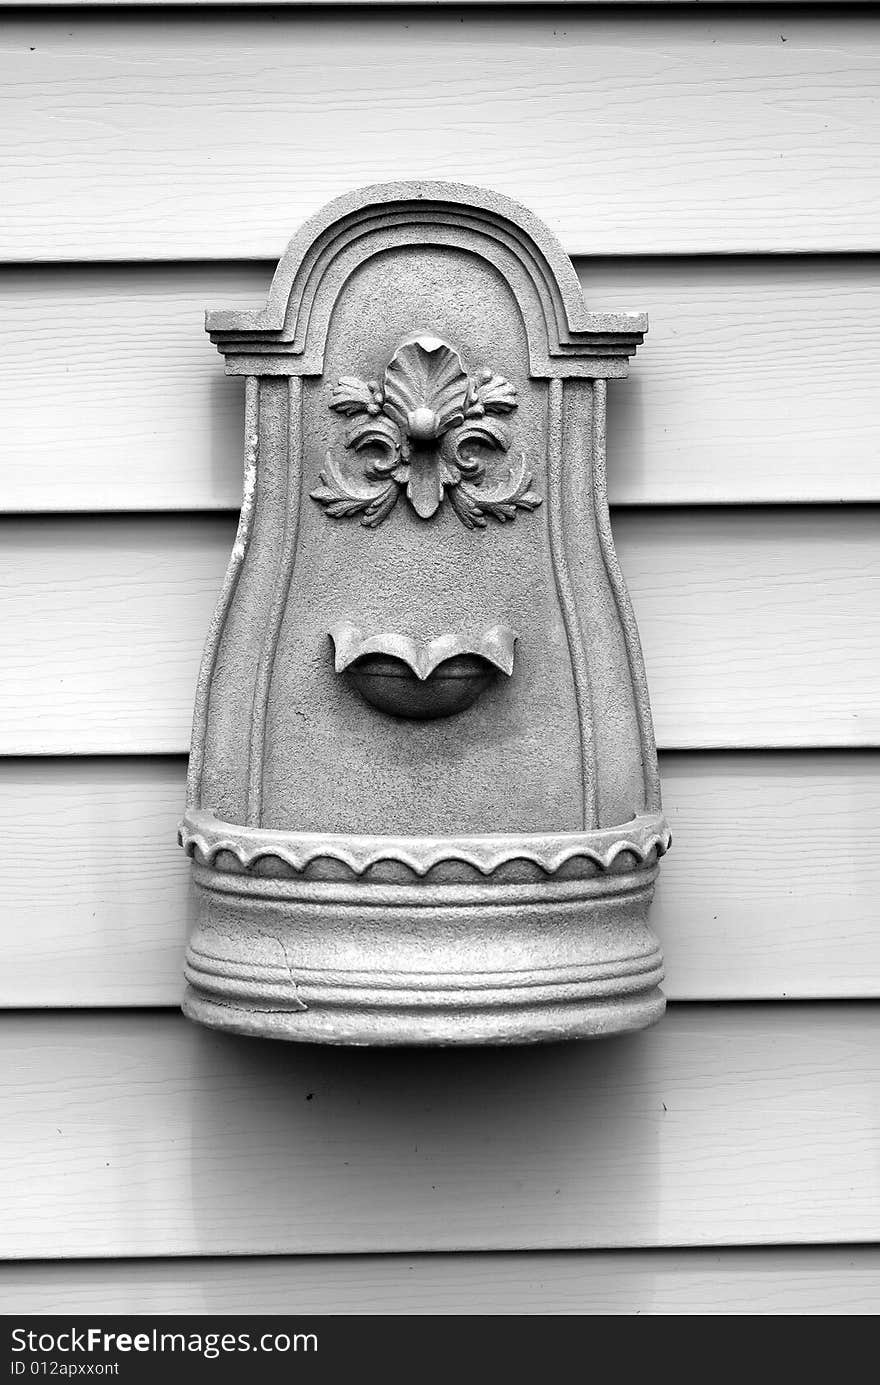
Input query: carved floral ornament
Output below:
<box><xmin>310</xmin><ymin>335</ymin><xmax>542</xmax><ymax>529</ymax></box>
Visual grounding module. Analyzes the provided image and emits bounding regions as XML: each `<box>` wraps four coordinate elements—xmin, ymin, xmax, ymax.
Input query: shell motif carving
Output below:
<box><xmin>310</xmin><ymin>335</ymin><xmax>542</xmax><ymax>529</ymax></box>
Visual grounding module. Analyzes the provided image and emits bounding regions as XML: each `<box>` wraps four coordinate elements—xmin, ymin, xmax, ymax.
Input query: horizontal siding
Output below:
<box><xmin>0</xmin><ymin>509</ymin><xmax>875</xmax><ymax>753</ymax></box>
<box><xmin>2</xmin><ymin>1247</ymin><xmax>879</xmax><ymax>1316</ymax></box>
<box><xmin>1</xmin><ymin>1006</ymin><xmax>878</xmax><ymax>1258</ymax></box>
<box><xmin>5</xmin><ymin>255</ymin><xmax>880</xmax><ymax>511</ymax></box>
<box><xmin>3</xmin><ymin>12</ymin><xmax>880</xmax><ymax>260</ymax></box>
<box><xmin>2</xmin><ymin>751</ymin><xmax>878</xmax><ymax>1007</ymax></box>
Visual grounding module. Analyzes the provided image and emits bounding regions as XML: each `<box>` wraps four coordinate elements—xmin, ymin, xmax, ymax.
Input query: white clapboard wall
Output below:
<box><xmin>5</xmin><ymin>257</ymin><xmax>880</xmax><ymax>511</ymax></box>
<box><xmin>0</xmin><ymin>3</ymin><xmax>878</xmax><ymax>1316</ymax></box>
<box><xmin>4</xmin><ymin>11</ymin><xmax>880</xmax><ymax>259</ymax></box>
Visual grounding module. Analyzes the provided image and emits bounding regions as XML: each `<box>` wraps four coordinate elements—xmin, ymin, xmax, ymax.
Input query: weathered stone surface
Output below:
<box><xmin>180</xmin><ymin>182</ymin><xmax>669</xmax><ymax>1045</ymax></box>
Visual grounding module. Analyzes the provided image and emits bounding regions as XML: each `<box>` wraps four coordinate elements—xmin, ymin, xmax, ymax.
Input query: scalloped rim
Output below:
<box><xmin>179</xmin><ymin>809</ymin><xmax>670</xmax><ymax>879</ymax></box>
<box><xmin>330</xmin><ymin>622</ymin><xmax>517</xmax><ymax>681</ymax></box>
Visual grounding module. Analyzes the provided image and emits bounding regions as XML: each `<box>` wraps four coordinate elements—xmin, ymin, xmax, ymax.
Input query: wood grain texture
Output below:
<box><xmin>2</xmin><ymin>751</ymin><xmax>878</xmax><ymax>1008</ymax></box>
<box><xmin>5</xmin><ymin>256</ymin><xmax>880</xmax><ymax>512</ymax></box>
<box><xmin>3</xmin><ymin>12</ymin><xmax>880</xmax><ymax>260</ymax></box>
<box><xmin>1</xmin><ymin>1006</ymin><xmax>878</xmax><ymax>1258</ymax></box>
<box><xmin>2</xmin><ymin>1247</ymin><xmax>878</xmax><ymax>1316</ymax></box>
<box><xmin>0</xmin><ymin>509</ymin><xmax>876</xmax><ymax>754</ymax></box>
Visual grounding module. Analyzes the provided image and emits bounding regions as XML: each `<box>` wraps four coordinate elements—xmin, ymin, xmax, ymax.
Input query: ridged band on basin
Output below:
<box><xmin>182</xmin><ymin>836</ymin><xmax>666</xmax><ymax>1045</ymax></box>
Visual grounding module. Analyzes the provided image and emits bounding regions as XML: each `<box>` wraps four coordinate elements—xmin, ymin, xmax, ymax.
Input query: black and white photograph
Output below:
<box><xmin>0</xmin><ymin>0</ymin><xmax>878</xmax><ymax>1340</ymax></box>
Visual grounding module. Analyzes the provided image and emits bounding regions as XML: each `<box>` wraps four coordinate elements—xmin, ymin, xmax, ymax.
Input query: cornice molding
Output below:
<box><xmin>207</xmin><ymin>184</ymin><xmax>645</xmax><ymax>378</ymax></box>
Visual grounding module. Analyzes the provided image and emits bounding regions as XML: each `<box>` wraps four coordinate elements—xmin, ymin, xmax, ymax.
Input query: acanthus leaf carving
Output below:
<box><xmin>310</xmin><ymin>450</ymin><xmax>400</xmax><ymax>528</ymax></box>
<box><xmin>469</xmin><ymin>368</ymin><xmax>518</xmax><ymax>416</ymax></box>
<box><xmin>329</xmin><ymin>375</ymin><xmax>384</xmax><ymax>417</ymax></box>
<box><xmin>310</xmin><ymin>335</ymin><xmax>542</xmax><ymax>530</ymax></box>
<box><xmin>448</xmin><ymin>455</ymin><xmax>543</xmax><ymax>530</ymax></box>
<box><xmin>344</xmin><ymin>412</ymin><xmax>402</xmax><ymax>470</ymax></box>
